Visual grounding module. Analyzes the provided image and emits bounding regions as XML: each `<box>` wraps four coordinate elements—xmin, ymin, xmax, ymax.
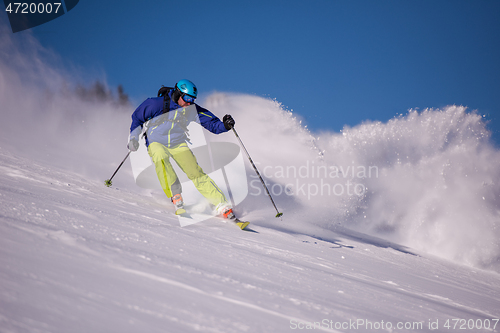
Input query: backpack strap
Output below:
<box><xmin>141</xmin><ymin>86</ymin><xmax>173</xmax><ymax>143</ymax></box>
<box><xmin>158</xmin><ymin>86</ymin><xmax>173</xmax><ymax>114</ymax></box>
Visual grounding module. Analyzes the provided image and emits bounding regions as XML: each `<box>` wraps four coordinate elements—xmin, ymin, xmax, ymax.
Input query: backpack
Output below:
<box><xmin>154</xmin><ymin>85</ymin><xmax>190</xmax><ymax>134</ymax></box>
<box><xmin>157</xmin><ymin>85</ymin><xmax>189</xmax><ymax>127</ymax></box>
<box><xmin>157</xmin><ymin>85</ymin><xmax>173</xmax><ymax>114</ymax></box>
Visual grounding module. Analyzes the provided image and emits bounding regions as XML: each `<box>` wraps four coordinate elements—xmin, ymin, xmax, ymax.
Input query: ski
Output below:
<box><xmin>175</xmin><ymin>208</ymin><xmax>186</xmax><ymax>215</ymax></box>
<box><xmin>175</xmin><ymin>206</ymin><xmax>250</xmax><ymax>230</ymax></box>
<box><xmin>233</xmin><ymin>218</ymin><xmax>250</xmax><ymax>230</ymax></box>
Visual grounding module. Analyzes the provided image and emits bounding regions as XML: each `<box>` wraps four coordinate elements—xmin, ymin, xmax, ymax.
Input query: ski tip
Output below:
<box><xmin>236</xmin><ymin>221</ymin><xmax>250</xmax><ymax>230</ymax></box>
<box><xmin>175</xmin><ymin>208</ymin><xmax>187</xmax><ymax>215</ymax></box>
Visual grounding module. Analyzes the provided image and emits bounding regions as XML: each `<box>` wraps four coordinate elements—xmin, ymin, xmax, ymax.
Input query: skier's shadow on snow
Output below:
<box><xmin>329</xmin><ymin>241</ymin><xmax>354</xmax><ymax>249</ymax></box>
<box><xmin>302</xmin><ymin>239</ymin><xmax>354</xmax><ymax>249</ymax></box>
<box><xmin>275</xmin><ymin>226</ymin><xmax>418</xmax><ymax>256</ymax></box>
<box><xmin>312</xmin><ymin>228</ymin><xmax>419</xmax><ymax>256</ymax></box>
<box><xmin>241</xmin><ymin>227</ymin><xmax>258</xmax><ymax>233</ymax></box>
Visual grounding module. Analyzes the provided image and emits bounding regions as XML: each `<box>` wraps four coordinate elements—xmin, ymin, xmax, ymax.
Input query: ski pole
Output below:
<box><xmin>232</xmin><ymin>127</ymin><xmax>283</xmax><ymax>218</ymax></box>
<box><xmin>104</xmin><ymin>151</ymin><xmax>131</xmax><ymax>187</ymax></box>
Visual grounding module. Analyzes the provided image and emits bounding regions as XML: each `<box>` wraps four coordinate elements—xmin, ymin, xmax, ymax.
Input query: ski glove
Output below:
<box><xmin>128</xmin><ymin>138</ymin><xmax>139</xmax><ymax>152</ymax></box>
<box><xmin>223</xmin><ymin>114</ymin><xmax>235</xmax><ymax>130</ymax></box>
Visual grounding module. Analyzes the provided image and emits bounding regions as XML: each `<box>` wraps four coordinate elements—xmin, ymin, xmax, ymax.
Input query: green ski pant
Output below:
<box><xmin>148</xmin><ymin>142</ymin><xmax>227</xmax><ymax>207</ymax></box>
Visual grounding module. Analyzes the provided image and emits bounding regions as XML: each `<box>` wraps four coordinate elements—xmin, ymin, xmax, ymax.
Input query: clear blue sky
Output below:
<box><xmin>8</xmin><ymin>0</ymin><xmax>500</xmax><ymax>144</ymax></box>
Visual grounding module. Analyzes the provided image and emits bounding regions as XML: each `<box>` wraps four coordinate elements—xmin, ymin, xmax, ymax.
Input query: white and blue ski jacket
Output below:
<box><xmin>129</xmin><ymin>90</ymin><xmax>228</xmax><ymax>148</ymax></box>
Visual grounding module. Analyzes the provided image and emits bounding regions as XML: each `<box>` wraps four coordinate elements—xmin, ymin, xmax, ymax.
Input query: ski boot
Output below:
<box><xmin>217</xmin><ymin>203</ymin><xmax>235</xmax><ymax>219</ymax></box>
<box><xmin>172</xmin><ymin>194</ymin><xmax>186</xmax><ymax>215</ymax></box>
<box><xmin>216</xmin><ymin>204</ymin><xmax>250</xmax><ymax>230</ymax></box>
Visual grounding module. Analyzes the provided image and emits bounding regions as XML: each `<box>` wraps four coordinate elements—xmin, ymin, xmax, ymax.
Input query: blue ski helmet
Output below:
<box><xmin>175</xmin><ymin>79</ymin><xmax>198</xmax><ymax>99</ymax></box>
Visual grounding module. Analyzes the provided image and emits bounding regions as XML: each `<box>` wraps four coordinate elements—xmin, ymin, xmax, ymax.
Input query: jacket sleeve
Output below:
<box><xmin>129</xmin><ymin>98</ymin><xmax>161</xmax><ymax>140</ymax></box>
<box><xmin>195</xmin><ymin>105</ymin><xmax>228</xmax><ymax>134</ymax></box>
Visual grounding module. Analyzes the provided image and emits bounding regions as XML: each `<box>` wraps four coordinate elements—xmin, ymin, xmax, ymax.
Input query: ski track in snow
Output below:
<box><xmin>1</xmin><ymin>146</ymin><xmax>499</xmax><ymax>333</ymax></box>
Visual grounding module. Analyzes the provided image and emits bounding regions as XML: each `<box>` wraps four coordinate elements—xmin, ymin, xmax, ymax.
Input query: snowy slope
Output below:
<box><xmin>1</xmin><ymin>146</ymin><xmax>499</xmax><ymax>333</ymax></box>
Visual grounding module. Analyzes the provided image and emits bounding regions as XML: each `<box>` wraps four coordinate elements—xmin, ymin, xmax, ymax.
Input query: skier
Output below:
<box><xmin>127</xmin><ymin>79</ymin><xmax>236</xmax><ymax>219</ymax></box>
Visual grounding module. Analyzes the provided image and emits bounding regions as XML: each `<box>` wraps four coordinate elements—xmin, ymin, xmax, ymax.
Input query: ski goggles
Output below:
<box><xmin>181</xmin><ymin>93</ymin><xmax>196</xmax><ymax>104</ymax></box>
